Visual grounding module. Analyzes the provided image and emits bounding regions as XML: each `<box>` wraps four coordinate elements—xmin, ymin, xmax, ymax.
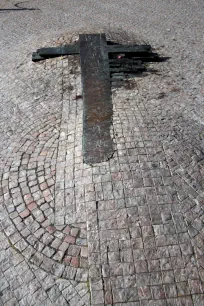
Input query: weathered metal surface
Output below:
<box><xmin>110</xmin><ymin>65</ymin><xmax>145</xmax><ymax>73</ymax></box>
<box><xmin>32</xmin><ymin>45</ymin><xmax>79</xmax><ymax>61</ymax></box>
<box><xmin>108</xmin><ymin>56</ymin><xmax>159</xmax><ymax>64</ymax></box>
<box><xmin>79</xmin><ymin>34</ymin><xmax>114</xmax><ymax>164</ymax></box>
<box><xmin>109</xmin><ymin>60</ymin><xmax>143</xmax><ymax>67</ymax></box>
<box><xmin>37</xmin><ymin>45</ymin><xmax>79</xmax><ymax>56</ymax></box>
<box><xmin>106</xmin><ymin>44</ymin><xmax>151</xmax><ymax>53</ymax></box>
<box><xmin>32</xmin><ymin>34</ymin><xmax>168</xmax><ymax>163</ymax></box>
<box><xmin>32</xmin><ymin>52</ymin><xmax>45</xmax><ymax>62</ymax></box>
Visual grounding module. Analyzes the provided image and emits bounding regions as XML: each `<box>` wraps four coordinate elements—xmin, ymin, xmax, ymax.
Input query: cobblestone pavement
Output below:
<box><xmin>1</xmin><ymin>0</ymin><xmax>204</xmax><ymax>305</ymax></box>
<box><xmin>0</xmin><ymin>54</ymin><xmax>90</xmax><ymax>305</ymax></box>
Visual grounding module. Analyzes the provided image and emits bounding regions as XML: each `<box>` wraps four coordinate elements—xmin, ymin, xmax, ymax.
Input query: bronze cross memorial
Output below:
<box><xmin>33</xmin><ymin>33</ymin><xmax>164</xmax><ymax>164</ymax></box>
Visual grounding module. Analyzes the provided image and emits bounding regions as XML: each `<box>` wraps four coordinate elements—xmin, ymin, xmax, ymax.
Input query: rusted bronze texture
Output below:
<box><xmin>79</xmin><ymin>34</ymin><xmax>114</xmax><ymax>164</ymax></box>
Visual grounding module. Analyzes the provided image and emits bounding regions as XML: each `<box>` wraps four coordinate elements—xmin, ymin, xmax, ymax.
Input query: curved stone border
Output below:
<box><xmin>1</xmin><ymin>56</ymin><xmax>88</xmax><ymax>281</ymax></box>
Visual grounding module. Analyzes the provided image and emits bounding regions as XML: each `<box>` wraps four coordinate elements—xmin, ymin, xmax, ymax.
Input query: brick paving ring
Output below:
<box><xmin>1</xmin><ymin>112</ymin><xmax>89</xmax><ymax>281</ymax></box>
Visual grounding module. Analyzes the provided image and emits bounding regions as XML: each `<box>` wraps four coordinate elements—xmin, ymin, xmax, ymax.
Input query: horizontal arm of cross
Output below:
<box><xmin>32</xmin><ymin>42</ymin><xmax>152</xmax><ymax>62</ymax></box>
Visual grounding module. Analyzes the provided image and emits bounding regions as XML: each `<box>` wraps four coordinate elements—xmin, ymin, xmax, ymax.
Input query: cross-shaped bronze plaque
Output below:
<box><xmin>33</xmin><ymin>33</ymin><xmax>164</xmax><ymax>164</ymax></box>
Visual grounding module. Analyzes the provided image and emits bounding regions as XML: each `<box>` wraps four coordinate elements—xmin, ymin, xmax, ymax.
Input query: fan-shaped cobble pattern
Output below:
<box><xmin>1</xmin><ymin>110</ymin><xmax>88</xmax><ymax>275</ymax></box>
<box><xmin>0</xmin><ymin>57</ymin><xmax>88</xmax><ymax>288</ymax></box>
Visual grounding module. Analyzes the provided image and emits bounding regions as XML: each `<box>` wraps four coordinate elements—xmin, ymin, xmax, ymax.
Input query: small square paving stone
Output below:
<box><xmin>9</xmin><ymin>232</ymin><xmax>21</xmax><ymax>244</ymax></box>
<box><xmin>162</xmin><ymin>270</ymin><xmax>175</xmax><ymax>284</ymax></box>
<box><xmin>4</xmin><ymin>225</ymin><xmax>16</xmax><ymax>237</ymax></box>
<box><xmin>40</xmin><ymin>182</ymin><xmax>48</xmax><ymax>190</ymax></box>
<box><xmin>40</xmin><ymin>203</ymin><xmax>49</xmax><ymax>211</ymax></box>
<box><xmin>47</xmin><ymin>285</ymin><xmax>61</xmax><ymax>302</ymax></box>
<box><xmin>151</xmin><ymin>285</ymin><xmax>166</xmax><ymax>300</ymax></box>
<box><xmin>71</xmin><ymin>227</ymin><xmax>79</xmax><ymax>237</ymax></box>
<box><xmin>0</xmin><ymin>277</ymin><xmax>9</xmax><ymax>291</ymax></box>
<box><xmin>160</xmin><ymin>258</ymin><xmax>172</xmax><ymax>270</ymax></box>
<box><xmin>188</xmin><ymin>279</ymin><xmax>203</xmax><ymax>294</ymax></box>
<box><xmin>164</xmin><ymin>284</ymin><xmax>177</xmax><ymax>298</ymax></box>
<box><xmin>46</xmin><ymin>225</ymin><xmax>56</xmax><ymax>234</ymax></box>
<box><xmin>13</xmin><ymin>286</ymin><xmax>26</xmax><ymax>301</ymax></box>
<box><xmin>4</xmin><ymin>267</ymin><xmax>17</xmax><ymax>282</ymax></box>
<box><xmin>37</xmin><ymin>198</ymin><xmax>46</xmax><ymax>206</ymax></box>
<box><xmin>112</xmin><ymin>289</ymin><xmax>126</xmax><ymax>303</ymax></box>
<box><xmin>62</xmin><ymin>284</ymin><xmax>77</xmax><ymax>300</ymax></box>
<box><xmin>14</xmin><ymin>239</ymin><xmax>28</xmax><ymax>251</ymax></box>
<box><xmin>44</xmin><ymin>208</ymin><xmax>54</xmax><ymax>217</ymax></box>
<box><xmin>51</xmin><ymin>237</ymin><xmax>62</xmax><ymax>249</ymax></box>
<box><xmin>24</xmin><ymin>194</ymin><xmax>33</xmax><ymax>204</ymax></box>
<box><xmin>176</xmin><ymin>281</ymin><xmax>191</xmax><ymax>296</ymax></box>
<box><xmin>76</xmin><ymin>238</ymin><xmax>87</xmax><ymax>246</ymax></box>
<box><xmin>135</xmin><ymin>260</ymin><xmax>148</xmax><ymax>273</ymax></box>
<box><xmin>64</xmin><ymin>235</ymin><xmax>76</xmax><ymax>244</ymax></box>
<box><xmin>92</xmin><ymin>290</ymin><xmax>104</xmax><ymax>304</ymax></box>
<box><xmin>81</xmin><ymin>246</ymin><xmax>88</xmax><ymax>258</ymax></box>
<box><xmin>177</xmin><ymin>296</ymin><xmax>194</xmax><ymax>305</ymax></box>
<box><xmin>192</xmin><ymin>294</ymin><xmax>204</xmax><ymax>306</ymax></box>
<box><xmin>69</xmin><ymin>293</ymin><xmax>84</xmax><ymax>306</ymax></box>
<box><xmin>54</xmin><ymin>231</ymin><xmax>64</xmax><ymax>239</ymax></box>
<box><xmin>56</xmin><ymin>279</ymin><xmax>71</xmax><ymax>292</ymax></box>
<box><xmin>26</xmin><ymin>220</ymin><xmax>40</xmax><ymax>233</ymax></box>
<box><xmin>55</xmin><ymin>295</ymin><xmax>68</xmax><ymax>306</ymax></box>
<box><xmin>108</xmin><ymin>251</ymin><xmax>120</xmax><ymax>263</ymax></box>
<box><xmin>41</xmin><ymin>274</ymin><xmax>56</xmax><ymax>291</ymax></box>
<box><xmin>15</xmin><ymin>223</ymin><xmax>25</xmax><ymax>233</ymax></box>
<box><xmin>9</xmin><ymin>211</ymin><xmax>18</xmax><ymax>220</ymax></box>
<box><xmin>27</xmin><ymin>279</ymin><xmax>41</xmax><ymax>294</ymax></box>
<box><xmin>18</xmin><ymin>294</ymin><xmax>35</xmax><ymax>306</ymax></box>
<box><xmin>12</xmin><ymin>216</ymin><xmax>22</xmax><ymax>225</ymax></box>
<box><xmin>63</xmin><ymin>255</ymin><xmax>72</xmax><ymax>264</ymax></box>
<box><xmin>16</xmin><ymin>203</ymin><xmax>26</xmax><ymax>213</ymax></box>
<box><xmin>42</xmin><ymin>246</ymin><xmax>55</xmax><ymax>257</ymax></box>
<box><xmin>71</xmin><ymin>256</ymin><xmax>79</xmax><ymax>268</ymax></box>
<box><xmin>138</xmin><ymin>286</ymin><xmax>152</xmax><ymax>300</ymax></box>
<box><xmin>40</xmin><ymin>257</ymin><xmax>54</xmax><ymax>272</ymax></box>
<box><xmin>21</xmin><ymin>227</ymin><xmax>31</xmax><ymax>237</ymax></box>
<box><xmin>59</xmin><ymin>242</ymin><xmax>69</xmax><ymax>252</ymax></box>
<box><xmin>41</xmin><ymin>232</ymin><xmax>54</xmax><ymax>245</ymax></box>
<box><xmin>68</xmin><ymin>245</ymin><xmax>81</xmax><ymax>256</ymax></box>
<box><xmin>30</xmin><ymin>185</ymin><xmax>39</xmax><ymax>192</ymax></box>
<box><xmin>30</xmin><ymin>252</ymin><xmax>44</xmax><ymax>266</ymax></box>
<box><xmin>136</xmin><ymin>273</ymin><xmax>150</xmax><ymax>286</ymax></box>
<box><xmin>126</xmin><ymin>288</ymin><xmax>139</xmax><ymax>302</ymax></box>
<box><xmin>75</xmin><ymin>268</ymin><xmax>88</xmax><ymax>282</ymax></box>
<box><xmin>63</xmin><ymin>225</ymin><xmax>71</xmax><ymax>234</ymax></box>
<box><xmin>22</xmin><ymin>245</ymin><xmax>35</xmax><ymax>259</ymax></box>
<box><xmin>32</xmin><ymin>288</ymin><xmax>47</xmax><ymax>303</ymax></box>
<box><xmin>47</xmin><ymin>178</ymin><xmax>55</xmax><ymax>186</ymax></box>
<box><xmin>51</xmin><ymin>262</ymin><xmax>64</xmax><ymax>277</ymax></box>
<box><xmin>53</xmin><ymin>250</ymin><xmax>64</xmax><ymax>262</ymax></box>
<box><xmin>34</xmin><ymin>228</ymin><xmax>45</xmax><ymax>238</ymax></box>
